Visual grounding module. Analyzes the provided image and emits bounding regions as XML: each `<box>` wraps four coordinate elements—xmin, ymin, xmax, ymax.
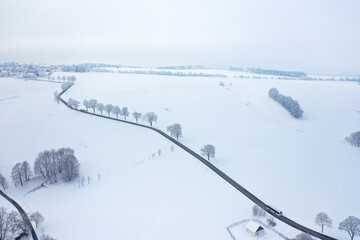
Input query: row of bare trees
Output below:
<box><xmin>81</xmin><ymin>99</ymin><xmax>159</xmax><ymax>126</ymax></box>
<box><xmin>50</xmin><ymin>75</ymin><xmax>76</xmax><ymax>83</ymax></box>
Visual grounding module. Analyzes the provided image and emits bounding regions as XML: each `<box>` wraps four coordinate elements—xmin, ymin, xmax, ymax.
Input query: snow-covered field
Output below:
<box><xmin>1</xmin><ymin>69</ymin><xmax>359</xmax><ymax>239</ymax></box>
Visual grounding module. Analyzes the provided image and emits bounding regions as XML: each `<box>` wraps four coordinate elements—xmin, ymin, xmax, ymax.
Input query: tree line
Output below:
<box><xmin>79</xmin><ymin>98</ymin><xmax>160</xmax><ymax>126</ymax></box>
<box><xmin>268</xmin><ymin>88</ymin><xmax>304</xmax><ymax>119</ymax></box>
<box><xmin>57</xmin><ymin>91</ymin><xmax>219</xmax><ymax>162</ymax></box>
<box><xmin>1</xmin><ymin>147</ymin><xmax>80</xmax><ymax>189</ymax></box>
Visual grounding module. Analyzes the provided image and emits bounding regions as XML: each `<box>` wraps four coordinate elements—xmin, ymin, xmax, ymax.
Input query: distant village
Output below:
<box><xmin>0</xmin><ymin>62</ymin><xmax>55</xmax><ymax>79</ymax></box>
<box><xmin>0</xmin><ymin>62</ymin><xmax>359</xmax><ymax>82</ymax></box>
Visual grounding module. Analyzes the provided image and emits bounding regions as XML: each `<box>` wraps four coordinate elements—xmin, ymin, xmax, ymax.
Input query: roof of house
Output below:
<box><xmin>246</xmin><ymin>221</ymin><xmax>264</xmax><ymax>233</ymax></box>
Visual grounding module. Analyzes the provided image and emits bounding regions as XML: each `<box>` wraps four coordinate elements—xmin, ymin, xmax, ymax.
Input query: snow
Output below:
<box><xmin>0</xmin><ymin>69</ymin><xmax>359</xmax><ymax>239</ymax></box>
<box><xmin>246</xmin><ymin>220</ymin><xmax>264</xmax><ymax>234</ymax></box>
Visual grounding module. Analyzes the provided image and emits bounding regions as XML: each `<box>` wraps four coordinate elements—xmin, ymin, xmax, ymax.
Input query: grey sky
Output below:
<box><xmin>0</xmin><ymin>0</ymin><xmax>359</xmax><ymax>74</ymax></box>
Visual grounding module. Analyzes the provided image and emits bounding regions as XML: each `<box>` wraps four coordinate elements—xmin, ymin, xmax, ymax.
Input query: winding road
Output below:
<box><xmin>58</xmin><ymin>84</ymin><xmax>337</xmax><ymax>240</ymax></box>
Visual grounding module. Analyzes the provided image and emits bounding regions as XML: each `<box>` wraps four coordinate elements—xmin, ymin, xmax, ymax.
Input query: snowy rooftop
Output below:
<box><xmin>246</xmin><ymin>221</ymin><xmax>264</xmax><ymax>234</ymax></box>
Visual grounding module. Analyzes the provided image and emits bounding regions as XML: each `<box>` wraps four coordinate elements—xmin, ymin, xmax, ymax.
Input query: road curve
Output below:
<box><xmin>58</xmin><ymin>85</ymin><xmax>337</xmax><ymax>240</ymax></box>
<box><xmin>0</xmin><ymin>190</ymin><xmax>38</xmax><ymax>240</ymax></box>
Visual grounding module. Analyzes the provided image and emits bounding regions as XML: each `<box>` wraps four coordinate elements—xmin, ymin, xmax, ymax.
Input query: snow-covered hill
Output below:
<box><xmin>0</xmin><ymin>70</ymin><xmax>359</xmax><ymax>239</ymax></box>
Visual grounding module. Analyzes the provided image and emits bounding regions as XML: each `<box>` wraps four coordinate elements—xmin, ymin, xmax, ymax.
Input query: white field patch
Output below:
<box><xmin>59</xmin><ymin>70</ymin><xmax>360</xmax><ymax>239</ymax></box>
<box><xmin>0</xmin><ymin>70</ymin><xmax>359</xmax><ymax>240</ymax></box>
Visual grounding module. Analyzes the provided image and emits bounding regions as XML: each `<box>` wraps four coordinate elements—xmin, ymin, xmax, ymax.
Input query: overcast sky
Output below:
<box><xmin>0</xmin><ymin>0</ymin><xmax>359</xmax><ymax>74</ymax></box>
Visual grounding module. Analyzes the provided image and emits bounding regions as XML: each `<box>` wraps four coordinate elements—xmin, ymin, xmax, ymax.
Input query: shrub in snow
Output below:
<box><xmin>292</xmin><ymin>233</ymin><xmax>313</xmax><ymax>240</ymax></box>
<box><xmin>267</xmin><ymin>216</ymin><xmax>276</xmax><ymax>227</ymax></box>
<box><xmin>252</xmin><ymin>204</ymin><xmax>266</xmax><ymax>217</ymax></box>
<box><xmin>11</xmin><ymin>163</ymin><xmax>24</xmax><ymax>187</ymax></box>
<box><xmin>345</xmin><ymin>131</ymin><xmax>360</xmax><ymax>147</ymax></box>
<box><xmin>268</xmin><ymin>88</ymin><xmax>303</xmax><ymax>119</ymax></box>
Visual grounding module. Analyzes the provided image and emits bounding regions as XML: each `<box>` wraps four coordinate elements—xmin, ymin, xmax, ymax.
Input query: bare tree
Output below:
<box><xmin>132</xmin><ymin>111</ymin><xmax>142</xmax><ymax>123</ymax></box>
<box><xmin>105</xmin><ymin>104</ymin><xmax>114</xmax><ymax>117</ymax></box>
<box><xmin>83</xmin><ymin>99</ymin><xmax>90</xmax><ymax>111</ymax></box>
<box><xmin>88</xmin><ymin>99</ymin><xmax>98</xmax><ymax>113</ymax></box>
<box><xmin>21</xmin><ymin>161</ymin><xmax>32</xmax><ymax>181</ymax></box>
<box><xmin>121</xmin><ymin>107</ymin><xmax>129</xmax><ymax>120</ymax></box>
<box><xmin>0</xmin><ymin>207</ymin><xmax>12</xmax><ymax>240</ymax></box>
<box><xmin>0</xmin><ymin>207</ymin><xmax>26</xmax><ymax>240</ymax></box>
<box><xmin>61</xmin><ymin>154</ymin><xmax>80</xmax><ymax>182</ymax></box>
<box><xmin>292</xmin><ymin>233</ymin><xmax>313</xmax><ymax>240</ymax></box>
<box><xmin>7</xmin><ymin>210</ymin><xmax>26</xmax><ymax>235</ymax></box>
<box><xmin>53</xmin><ymin>91</ymin><xmax>59</xmax><ymax>104</ymax></box>
<box><xmin>11</xmin><ymin>163</ymin><xmax>24</xmax><ymax>187</ymax></box>
<box><xmin>339</xmin><ymin>216</ymin><xmax>360</xmax><ymax>240</ymax></box>
<box><xmin>267</xmin><ymin>216</ymin><xmax>276</xmax><ymax>227</ymax></box>
<box><xmin>112</xmin><ymin>106</ymin><xmax>121</xmax><ymax>118</ymax></box>
<box><xmin>200</xmin><ymin>144</ymin><xmax>215</xmax><ymax>160</ymax></box>
<box><xmin>167</xmin><ymin>123</ymin><xmax>182</xmax><ymax>140</ymax></box>
<box><xmin>34</xmin><ymin>150</ymin><xmax>57</xmax><ymax>182</ymax></box>
<box><xmin>30</xmin><ymin>211</ymin><xmax>45</xmax><ymax>228</ymax></box>
<box><xmin>252</xmin><ymin>204</ymin><xmax>265</xmax><ymax>217</ymax></box>
<box><xmin>315</xmin><ymin>212</ymin><xmax>332</xmax><ymax>233</ymax></box>
<box><xmin>166</xmin><ymin>125</ymin><xmax>174</xmax><ymax>136</ymax></box>
<box><xmin>143</xmin><ymin>112</ymin><xmax>158</xmax><ymax>126</ymax></box>
<box><xmin>68</xmin><ymin>98</ymin><xmax>80</xmax><ymax>109</ymax></box>
<box><xmin>0</xmin><ymin>173</ymin><xmax>9</xmax><ymax>191</ymax></box>
<box><xmin>96</xmin><ymin>103</ymin><xmax>105</xmax><ymax>115</ymax></box>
